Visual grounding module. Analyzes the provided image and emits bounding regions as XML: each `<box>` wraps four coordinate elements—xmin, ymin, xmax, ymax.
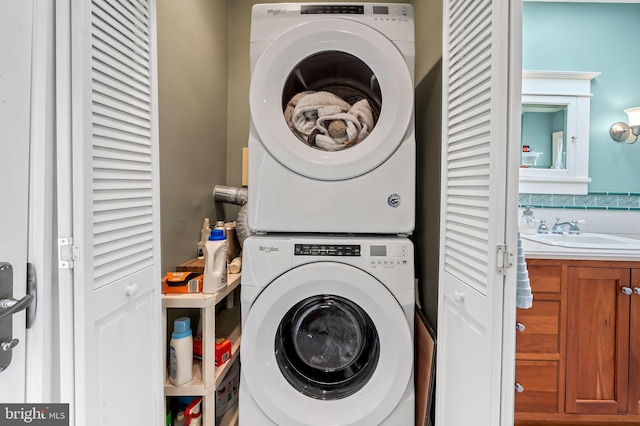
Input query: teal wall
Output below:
<box><xmin>523</xmin><ymin>2</ymin><xmax>640</xmax><ymax>192</ymax></box>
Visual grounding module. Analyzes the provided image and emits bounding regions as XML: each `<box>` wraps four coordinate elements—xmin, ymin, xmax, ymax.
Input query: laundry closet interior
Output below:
<box><xmin>157</xmin><ymin>1</ymin><xmax>442</xmax><ymax>425</ymax></box>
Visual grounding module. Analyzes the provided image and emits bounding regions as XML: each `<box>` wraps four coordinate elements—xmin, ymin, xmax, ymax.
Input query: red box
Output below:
<box><xmin>215</xmin><ymin>337</ymin><xmax>232</xmax><ymax>366</ymax></box>
<box><xmin>193</xmin><ymin>335</ymin><xmax>232</xmax><ymax>366</ymax></box>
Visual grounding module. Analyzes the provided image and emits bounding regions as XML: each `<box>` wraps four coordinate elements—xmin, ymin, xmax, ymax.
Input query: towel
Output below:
<box><xmin>516</xmin><ymin>233</ymin><xmax>533</xmax><ymax>309</ymax></box>
<box><xmin>284</xmin><ymin>91</ymin><xmax>376</xmax><ymax>151</ymax></box>
<box><xmin>291</xmin><ymin>91</ymin><xmax>351</xmax><ymax>137</ymax></box>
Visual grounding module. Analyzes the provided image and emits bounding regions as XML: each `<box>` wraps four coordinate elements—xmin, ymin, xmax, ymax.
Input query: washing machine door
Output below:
<box><xmin>241</xmin><ymin>262</ymin><xmax>413</xmax><ymax>426</ymax></box>
<box><xmin>250</xmin><ymin>19</ymin><xmax>413</xmax><ymax>181</ymax></box>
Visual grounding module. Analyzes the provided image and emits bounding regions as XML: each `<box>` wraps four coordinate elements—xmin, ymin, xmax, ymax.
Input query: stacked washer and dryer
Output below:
<box><xmin>241</xmin><ymin>4</ymin><xmax>416</xmax><ymax>425</ymax></box>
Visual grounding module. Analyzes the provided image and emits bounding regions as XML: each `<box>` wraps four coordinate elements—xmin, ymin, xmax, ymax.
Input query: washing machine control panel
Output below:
<box><xmin>301</xmin><ymin>5</ymin><xmax>364</xmax><ymax>14</ymax></box>
<box><xmin>295</xmin><ymin>244</ymin><xmax>361</xmax><ymax>256</ymax></box>
<box><xmin>293</xmin><ymin>243</ymin><xmax>410</xmax><ymax>269</ymax></box>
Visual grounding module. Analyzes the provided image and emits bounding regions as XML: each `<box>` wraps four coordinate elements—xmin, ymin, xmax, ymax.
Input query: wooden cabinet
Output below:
<box><xmin>515</xmin><ymin>259</ymin><xmax>640</xmax><ymax>424</ymax></box>
<box><xmin>163</xmin><ymin>273</ymin><xmax>241</xmax><ymax>426</ymax></box>
<box><xmin>565</xmin><ymin>266</ymin><xmax>630</xmax><ymax>415</ymax></box>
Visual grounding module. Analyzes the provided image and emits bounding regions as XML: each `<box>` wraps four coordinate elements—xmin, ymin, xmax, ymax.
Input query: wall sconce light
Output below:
<box><xmin>610</xmin><ymin>107</ymin><xmax>640</xmax><ymax>144</ymax></box>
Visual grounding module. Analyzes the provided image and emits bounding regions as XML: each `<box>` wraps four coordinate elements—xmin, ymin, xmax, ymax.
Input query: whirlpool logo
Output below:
<box><xmin>267</xmin><ymin>8</ymin><xmax>288</xmax><ymax>15</ymax></box>
<box><xmin>259</xmin><ymin>245</ymin><xmax>280</xmax><ymax>253</ymax></box>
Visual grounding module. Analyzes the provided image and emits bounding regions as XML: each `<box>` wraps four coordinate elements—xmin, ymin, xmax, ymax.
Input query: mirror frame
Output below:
<box><xmin>519</xmin><ymin>71</ymin><xmax>600</xmax><ymax>195</ymax></box>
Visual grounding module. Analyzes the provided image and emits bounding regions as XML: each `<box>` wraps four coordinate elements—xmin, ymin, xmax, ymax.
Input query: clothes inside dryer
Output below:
<box><xmin>275</xmin><ymin>295</ymin><xmax>380</xmax><ymax>400</ymax></box>
<box><xmin>282</xmin><ymin>51</ymin><xmax>382</xmax><ymax>152</ymax></box>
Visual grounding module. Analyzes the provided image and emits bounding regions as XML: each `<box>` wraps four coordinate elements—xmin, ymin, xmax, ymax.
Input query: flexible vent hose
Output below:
<box><xmin>212</xmin><ymin>185</ymin><xmax>252</xmax><ymax>247</ymax></box>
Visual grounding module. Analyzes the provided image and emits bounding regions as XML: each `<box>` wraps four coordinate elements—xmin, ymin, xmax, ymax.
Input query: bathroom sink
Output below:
<box><xmin>521</xmin><ymin>233</ymin><xmax>640</xmax><ymax>250</ymax></box>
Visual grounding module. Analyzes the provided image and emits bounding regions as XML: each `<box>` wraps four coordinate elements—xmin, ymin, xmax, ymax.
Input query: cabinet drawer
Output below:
<box><xmin>515</xmin><ymin>360</ymin><xmax>559</xmax><ymax>414</ymax></box>
<box><xmin>527</xmin><ymin>264</ymin><xmax>561</xmax><ymax>294</ymax></box>
<box><xmin>516</xmin><ymin>300</ymin><xmax>560</xmax><ymax>354</ymax></box>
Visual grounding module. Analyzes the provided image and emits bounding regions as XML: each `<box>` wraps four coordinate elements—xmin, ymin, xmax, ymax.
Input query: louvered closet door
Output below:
<box><xmin>64</xmin><ymin>0</ymin><xmax>162</xmax><ymax>424</ymax></box>
<box><xmin>436</xmin><ymin>0</ymin><xmax>520</xmax><ymax>425</ymax></box>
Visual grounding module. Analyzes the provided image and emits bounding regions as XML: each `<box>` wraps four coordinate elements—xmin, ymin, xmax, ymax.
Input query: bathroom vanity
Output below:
<box><xmin>516</xmin><ymin>240</ymin><xmax>640</xmax><ymax>424</ymax></box>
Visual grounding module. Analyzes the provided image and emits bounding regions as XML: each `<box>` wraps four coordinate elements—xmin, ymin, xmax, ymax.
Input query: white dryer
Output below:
<box><xmin>248</xmin><ymin>3</ymin><xmax>415</xmax><ymax>234</ymax></box>
<box><xmin>239</xmin><ymin>235</ymin><xmax>414</xmax><ymax>426</ymax></box>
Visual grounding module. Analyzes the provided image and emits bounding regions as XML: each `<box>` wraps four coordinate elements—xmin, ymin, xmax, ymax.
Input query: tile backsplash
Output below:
<box><xmin>519</xmin><ymin>192</ymin><xmax>640</xmax><ymax>210</ymax></box>
<box><xmin>519</xmin><ymin>192</ymin><xmax>640</xmax><ymax>240</ymax></box>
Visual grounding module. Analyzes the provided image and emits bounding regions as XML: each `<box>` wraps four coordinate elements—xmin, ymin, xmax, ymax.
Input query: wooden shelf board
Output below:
<box><xmin>163</xmin><ymin>273</ymin><xmax>241</xmax><ymax>308</ymax></box>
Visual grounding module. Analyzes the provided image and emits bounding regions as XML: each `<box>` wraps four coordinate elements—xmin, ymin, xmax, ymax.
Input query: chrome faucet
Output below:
<box><xmin>551</xmin><ymin>217</ymin><xmax>581</xmax><ymax>235</ymax></box>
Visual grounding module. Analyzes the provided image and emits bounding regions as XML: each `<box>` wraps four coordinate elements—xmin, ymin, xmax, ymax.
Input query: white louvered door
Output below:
<box><xmin>436</xmin><ymin>0</ymin><xmax>520</xmax><ymax>425</ymax></box>
<box><xmin>59</xmin><ymin>0</ymin><xmax>163</xmax><ymax>424</ymax></box>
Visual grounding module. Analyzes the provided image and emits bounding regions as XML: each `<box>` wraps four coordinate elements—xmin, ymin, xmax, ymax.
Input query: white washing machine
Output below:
<box><xmin>239</xmin><ymin>235</ymin><xmax>414</xmax><ymax>426</ymax></box>
<box><xmin>248</xmin><ymin>3</ymin><xmax>415</xmax><ymax>234</ymax></box>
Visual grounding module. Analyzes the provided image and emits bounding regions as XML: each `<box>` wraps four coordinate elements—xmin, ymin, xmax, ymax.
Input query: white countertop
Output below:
<box><xmin>522</xmin><ymin>238</ymin><xmax>640</xmax><ymax>262</ymax></box>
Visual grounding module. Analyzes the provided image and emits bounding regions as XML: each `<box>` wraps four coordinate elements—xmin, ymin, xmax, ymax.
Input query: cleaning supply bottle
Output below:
<box><xmin>169</xmin><ymin>317</ymin><xmax>193</xmax><ymax>386</ymax></box>
<box><xmin>519</xmin><ymin>206</ymin><xmax>537</xmax><ymax>235</ymax></box>
<box><xmin>196</xmin><ymin>218</ymin><xmax>210</xmax><ymax>259</ymax></box>
<box><xmin>172</xmin><ymin>411</ymin><xmax>186</xmax><ymax>426</ymax></box>
<box><xmin>203</xmin><ymin>229</ymin><xmax>227</xmax><ymax>293</ymax></box>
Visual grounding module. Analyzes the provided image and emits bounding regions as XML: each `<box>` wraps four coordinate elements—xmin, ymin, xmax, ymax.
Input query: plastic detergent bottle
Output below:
<box><xmin>203</xmin><ymin>229</ymin><xmax>227</xmax><ymax>293</ymax></box>
<box><xmin>169</xmin><ymin>317</ymin><xmax>193</xmax><ymax>386</ymax></box>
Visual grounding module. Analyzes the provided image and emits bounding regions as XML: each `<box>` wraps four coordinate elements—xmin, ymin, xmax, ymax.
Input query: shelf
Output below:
<box><xmin>164</xmin><ymin>306</ymin><xmax>241</xmax><ymax>397</ymax></box>
<box><xmin>163</xmin><ymin>273</ymin><xmax>241</xmax><ymax>308</ymax></box>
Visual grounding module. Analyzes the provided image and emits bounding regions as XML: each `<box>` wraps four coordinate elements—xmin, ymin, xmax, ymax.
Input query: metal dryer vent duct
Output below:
<box><xmin>212</xmin><ymin>185</ymin><xmax>251</xmax><ymax>246</ymax></box>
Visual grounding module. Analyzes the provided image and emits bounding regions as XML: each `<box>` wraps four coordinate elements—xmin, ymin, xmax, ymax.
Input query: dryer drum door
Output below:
<box><xmin>250</xmin><ymin>19</ymin><xmax>413</xmax><ymax>181</ymax></box>
<box><xmin>241</xmin><ymin>263</ymin><xmax>412</xmax><ymax>426</ymax></box>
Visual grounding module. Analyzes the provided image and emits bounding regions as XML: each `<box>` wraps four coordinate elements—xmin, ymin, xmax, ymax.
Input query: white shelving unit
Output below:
<box><xmin>163</xmin><ymin>273</ymin><xmax>241</xmax><ymax>425</ymax></box>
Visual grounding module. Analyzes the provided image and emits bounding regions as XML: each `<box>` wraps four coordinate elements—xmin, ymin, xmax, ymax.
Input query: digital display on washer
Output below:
<box><xmin>300</xmin><ymin>5</ymin><xmax>364</xmax><ymax>14</ymax></box>
<box><xmin>370</xmin><ymin>245</ymin><xmax>387</xmax><ymax>257</ymax></box>
<box><xmin>294</xmin><ymin>244</ymin><xmax>361</xmax><ymax>256</ymax></box>
<box><xmin>372</xmin><ymin>6</ymin><xmax>389</xmax><ymax>14</ymax></box>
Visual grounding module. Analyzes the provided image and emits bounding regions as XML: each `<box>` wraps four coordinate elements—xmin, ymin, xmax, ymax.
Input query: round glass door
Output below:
<box><xmin>282</xmin><ymin>51</ymin><xmax>381</xmax><ymax>152</ymax></box>
<box><xmin>275</xmin><ymin>295</ymin><xmax>380</xmax><ymax>400</ymax></box>
<box><xmin>250</xmin><ymin>19</ymin><xmax>413</xmax><ymax>180</ymax></box>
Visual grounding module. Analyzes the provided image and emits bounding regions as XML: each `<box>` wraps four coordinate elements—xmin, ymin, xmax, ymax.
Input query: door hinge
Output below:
<box><xmin>496</xmin><ymin>244</ymin><xmax>513</xmax><ymax>275</ymax></box>
<box><xmin>58</xmin><ymin>237</ymin><xmax>79</xmax><ymax>269</ymax></box>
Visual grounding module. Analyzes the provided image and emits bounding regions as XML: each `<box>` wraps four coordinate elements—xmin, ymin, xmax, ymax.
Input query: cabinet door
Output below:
<box><xmin>565</xmin><ymin>267</ymin><xmax>630</xmax><ymax>415</ymax></box>
<box><xmin>630</xmin><ymin>269</ymin><xmax>640</xmax><ymax>415</ymax></box>
<box><xmin>514</xmin><ymin>360</ymin><xmax>559</xmax><ymax>414</ymax></box>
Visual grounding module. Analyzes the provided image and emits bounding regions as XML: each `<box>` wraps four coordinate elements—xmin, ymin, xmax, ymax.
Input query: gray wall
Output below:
<box><xmin>157</xmin><ymin>0</ymin><xmax>230</xmax><ymax>273</ymax></box>
<box><xmin>413</xmin><ymin>0</ymin><xmax>442</xmax><ymax>328</ymax></box>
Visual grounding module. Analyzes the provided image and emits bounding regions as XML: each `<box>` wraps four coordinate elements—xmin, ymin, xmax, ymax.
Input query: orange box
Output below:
<box><xmin>215</xmin><ymin>337</ymin><xmax>232</xmax><ymax>366</ymax></box>
<box><xmin>162</xmin><ymin>272</ymin><xmax>202</xmax><ymax>294</ymax></box>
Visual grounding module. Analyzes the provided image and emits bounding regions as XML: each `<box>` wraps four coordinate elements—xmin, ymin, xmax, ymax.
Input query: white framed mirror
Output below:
<box><xmin>519</xmin><ymin>71</ymin><xmax>600</xmax><ymax>194</ymax></box>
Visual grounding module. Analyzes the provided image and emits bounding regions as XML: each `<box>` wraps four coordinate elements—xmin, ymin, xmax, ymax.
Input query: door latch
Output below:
<box><xmin>0</xmin><ymin>262</ymin><xmax>35</xmax><ymax>373</ymax></box>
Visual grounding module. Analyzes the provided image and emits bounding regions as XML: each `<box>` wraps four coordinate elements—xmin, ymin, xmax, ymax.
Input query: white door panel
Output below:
<box><xmin>0</xmin><ymin>0</ymin><xmax>34</xmax><ymax>402</ymax></box>
<box><xmin>56</xmin><ymin>0</ymin><xmax>163</xmax><ymax>423</ymax></box>
<box><xmin>437</xmin><ymin>0</ymin><xmax>520</xmax><ymax>424</ymax></box>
